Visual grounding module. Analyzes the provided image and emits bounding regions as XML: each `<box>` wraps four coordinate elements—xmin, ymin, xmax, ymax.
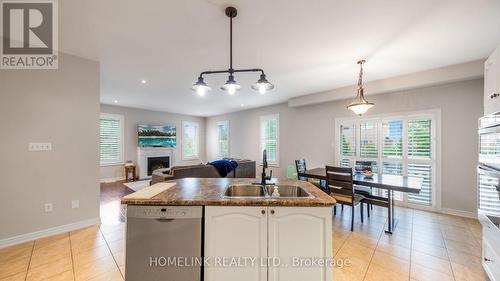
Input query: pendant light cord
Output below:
<box><xmin>357</xmin><ymin>61</ymin><xmax>364</xmax><ymax>88</ymax></box>
<box><xmin>229</xmin><ymin>15</ymin><xmax>233</xmax><ymax>72</ymax></box>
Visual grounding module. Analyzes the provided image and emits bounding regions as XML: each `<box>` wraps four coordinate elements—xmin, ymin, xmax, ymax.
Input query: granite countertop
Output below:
<box><xmin>121</xmin><ymin>178</ymin><xmax>336</xmax><ymax>207</ymax></box>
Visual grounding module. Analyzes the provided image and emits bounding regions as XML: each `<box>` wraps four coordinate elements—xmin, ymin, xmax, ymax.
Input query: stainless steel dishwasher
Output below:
<box><xmin>125</xmin><ymin>205</ymin><xmax>203</xmax><ymax>281</ymax></box>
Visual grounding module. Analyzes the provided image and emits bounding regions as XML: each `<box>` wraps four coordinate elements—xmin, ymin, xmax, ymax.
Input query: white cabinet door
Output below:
<box><xmin>205</xmin><ymin>206</ymin><xmax>268</xmax><ymax>281</ymax></box>
<box><xmin>483</xmin><ymin>238</ymin><xmax>500</xmax><ymax>281</ymax></box>
<box><xmin>485</xmin><ymin>47</ymin><xmax>500</xmax><ymax>115</ymax></box>
<box><xmin>268</xmin><ymin>207</ymin><xmax>333</xmax><ymax>281</ymax></box>
<box><xmin>483</xmin><ymin>223</ymin><xmax>500</xmax><ymax>281</ymax></box>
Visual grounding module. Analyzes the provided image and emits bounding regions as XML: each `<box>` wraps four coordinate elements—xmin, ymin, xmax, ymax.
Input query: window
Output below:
<box><xmin>217</xmin><ymin>121</ymin><xmax>230</xmax><ymax>158</ymax></box>
<box><xmin>182</xmin><ymin>121</ymin><xmax>199</xmax><ymax>160</ymax></box>
<box><xmin>382</xmin><ymin>120</ymin><xmax>403</xmax><ymax>158</ymax></box>
<box><xmin>407</xmin><ymin>119</ymin><xmax>433</xmax><ymax>205</ymax></box>
<box><xmin>360</xmin><ymin>122</ymin><xmax>378</xmax><ymax>158</ymax></box>
<box><xmin>100</xmin><ymin>113</ymin><xmax>124</xmax><ymax>166</ymax></box>
<box><xmin>260</xmin><ymin>114</ymin><xmax>279</xmax><ymax>166</ymax></box>
<box><xmin>336</xmin><ymin>111</ymin><xmax>438</xmax><ymax>208</ymax></box>
<box><xmin>340</xmin><ymin>124</ymin><xmax>356</xmax><ymax>157</ymax></box>
<box><xmin>408</xmin><ymin>120</ymin><xmax>432</xmax><ymax>158</ymax></box>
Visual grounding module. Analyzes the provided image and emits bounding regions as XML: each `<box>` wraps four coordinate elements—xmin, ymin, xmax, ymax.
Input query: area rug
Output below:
<box><xmin>124</xmin><ymin>180</ymin><xmax>150</xmax><ymax>192</ymax></box>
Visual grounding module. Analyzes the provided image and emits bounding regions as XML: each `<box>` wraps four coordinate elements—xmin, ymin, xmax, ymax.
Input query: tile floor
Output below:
<box><xmin>0</xmin><ymin>184</ymin><xmax>489</xmax><ymax>281</ymax></box>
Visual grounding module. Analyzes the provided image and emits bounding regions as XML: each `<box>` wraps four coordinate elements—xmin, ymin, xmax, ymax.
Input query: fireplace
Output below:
<box><xmin>147</xmin><ymin>156</ymin><xmax>170</xmax><ymax>176</ymax></box>
<box><xmin>137</xmin><ymin>147</ymin><xmax>174</xmax><ymax>179</ymax></box>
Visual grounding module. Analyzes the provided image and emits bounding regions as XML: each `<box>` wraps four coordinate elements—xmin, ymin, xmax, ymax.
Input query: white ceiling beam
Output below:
<box><xmin>288</xmin><ymin>60</ymin><xmax>484</xmax><ymax>108</ymax></box>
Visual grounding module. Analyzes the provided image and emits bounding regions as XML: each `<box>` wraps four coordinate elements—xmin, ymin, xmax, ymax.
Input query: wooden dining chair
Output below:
<box><xmin>354</xmin><ymin>160</ymin><xmax>375</xmax><ymax>217</ymax></box>
<box><xmin>295</xmin><ymin>159</ymin><xmax>326</xmax><ymax>190</ymax></box>
<box><xmin>325</xmin><ymin>166</ymin><xmax>365</xmax><ymax>231</ymax></box>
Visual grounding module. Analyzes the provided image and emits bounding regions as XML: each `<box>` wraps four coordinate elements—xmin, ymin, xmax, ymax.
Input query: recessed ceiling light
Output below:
<box><xmin>113</xmin><ymin>100</ymin><xmax>118</xmax><ymax>103</ymax></box>
<box><xmin>141</xmin><ymin>79</ymin><xmax>147</xmax><ymax>84</ymax></box>
<box><xmin>240</xmin><ymin>104</ymin><xmax>245</xmax><ymax>107</ymax></box>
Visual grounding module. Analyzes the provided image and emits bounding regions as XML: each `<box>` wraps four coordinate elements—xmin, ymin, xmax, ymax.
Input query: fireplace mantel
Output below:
<box><xmin>137</xmin><ymin>147</ymin><xmax>174</xmax><ymax>180</ymax></box>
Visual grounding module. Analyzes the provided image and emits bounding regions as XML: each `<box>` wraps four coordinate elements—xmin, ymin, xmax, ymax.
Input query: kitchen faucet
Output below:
<box><xmin>261</xmin><ymin>149</ymin><xmax>273</xmax><ymax>185</ymax></box>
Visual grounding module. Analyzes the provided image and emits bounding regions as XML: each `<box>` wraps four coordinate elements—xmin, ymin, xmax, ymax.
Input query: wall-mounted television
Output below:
<box><xmin>138</xmin><ymin>125</ymin><xmax>176</xmax><ymax>147</ymax></box>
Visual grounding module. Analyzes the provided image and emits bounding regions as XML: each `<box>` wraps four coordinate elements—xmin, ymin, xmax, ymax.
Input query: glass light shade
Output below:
<box><xmin>191</xmin><ymin>78</ymin><xmax>211</xmax><ymax>97</ymax></box>
<box><xmin>221</xmin><ymin>76</ymin><xmax>241</xmax><ymax>95</ymax></box>
<box><xmin>251</xmin><ymin>75</ymin><xmax>274</xmax><ymax>94</ymax></box>
<box><xmin>347</xmin><ymin>88</ymin><xmax>374</xmax><ymax>116</ymax></box>
<box><xmin>347</xmin><ymin>103</ymin><xmax>375</xmax><ymax>115</ymax></box>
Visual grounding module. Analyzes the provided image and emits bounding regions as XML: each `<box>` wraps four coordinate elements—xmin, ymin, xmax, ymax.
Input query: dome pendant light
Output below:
<box><xmin>347</xmin><ymin>60</ymin><xmax>374</xmax><ymax>116</ymax></box>
<box><xmin>191</xmin><ymin>7</ymin><xmax>274</xmax><ymax>96</ymax></box>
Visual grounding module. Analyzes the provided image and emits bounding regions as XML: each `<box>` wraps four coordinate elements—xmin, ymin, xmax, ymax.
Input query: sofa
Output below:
<box><xmin>151</xmin><ymin>158</ymin><xmax>256</xmax><ymax>185</ymax></box>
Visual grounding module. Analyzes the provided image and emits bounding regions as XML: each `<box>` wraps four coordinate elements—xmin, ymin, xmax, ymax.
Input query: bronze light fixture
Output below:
<box><xmin>347</xmin><ymin>60</ymin><xmax>374</xmax><ymax>115</ymax></box>
<box><xmin>191</xmin><ymin>7</ymin><xmax>274</xmax><ymax>97</ymax></box>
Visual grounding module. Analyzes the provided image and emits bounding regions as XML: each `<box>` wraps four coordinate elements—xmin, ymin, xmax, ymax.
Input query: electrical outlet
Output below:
<box><xmin>29</xmin><ymin>142</ymin><xmax>52</xmax><ymax>151</ymax></box>
<box><xmin>44</xmin><ymin>203</ymin><xmax>53</xmax><ymax>212</ymax></box>
<box><xmin>71</xmin><ymin>200</ymin><xmax>79</xmax><ymax>209</ymax></box>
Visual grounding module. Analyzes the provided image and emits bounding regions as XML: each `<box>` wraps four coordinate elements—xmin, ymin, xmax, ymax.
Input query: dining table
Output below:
<box><xmin>298</xmin><ymin>167</ymin><xmax>423</xmax><ymax>234</ymax></box>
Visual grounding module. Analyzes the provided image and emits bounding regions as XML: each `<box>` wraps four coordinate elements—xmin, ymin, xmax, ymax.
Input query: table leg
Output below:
<box><xmin>391</xmin><ymin>191</ymin><xmax>395</xmax><ymax>229</ymax></box>
<box><xmin>385</xmin><ymin>190</ymin><xmax>393</xmax><ymax>234</ymax></box>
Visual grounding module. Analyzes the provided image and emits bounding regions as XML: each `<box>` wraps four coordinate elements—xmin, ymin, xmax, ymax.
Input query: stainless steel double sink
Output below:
<box><xmin>224</xmin><ymin>184</ymin><xmax>312</xmax><ymax>198</ymax></box>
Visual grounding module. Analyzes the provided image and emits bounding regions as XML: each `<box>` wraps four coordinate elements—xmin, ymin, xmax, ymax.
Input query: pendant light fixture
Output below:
<box><xmin>347</xmin><ymin>60</ymin><xmax>374</xmax><ymax>116</ymax></box>
<box><xmin>191</xmin><ymin>7</ymin><xmax>274</xmax><ymax>96</ymax></box>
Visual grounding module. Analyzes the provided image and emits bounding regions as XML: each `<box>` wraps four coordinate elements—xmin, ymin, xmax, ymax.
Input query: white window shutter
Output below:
<box><xmin>99</xmin><ymin>114</ymin><xmax>123</xmax><ymax>165</ymax></box>
<box><xmin>360</xmin><ymin>122</ymin><xmax>378</xmax><ymax>158</ymax></box>
<box><xmin>260</xmin><ymin>115</ymin><xmax>279</xmax><ymax>166</ymax></box>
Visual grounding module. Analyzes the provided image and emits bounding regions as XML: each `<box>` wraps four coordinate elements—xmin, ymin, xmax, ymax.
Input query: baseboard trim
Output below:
<box><xmin>440</xmin><ymin>208</ymin><xmax>477</xmax><ymax>219</ymax></box>
<box><xmin>0</xmin><ymin>217</ymin><xmax>101</xmax><ymax>249</ymax></box>
<box><xmin>100</xmin><ymin>177</ymin><xmax>124</xmax><ymax>183</ymax></box>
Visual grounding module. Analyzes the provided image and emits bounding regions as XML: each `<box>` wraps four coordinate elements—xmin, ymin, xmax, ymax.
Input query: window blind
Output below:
<box><xmin>260</xmin><ymin>115</ymin><xmax>279</xmax><ymax>164</ymax></box>
<box><xmin>100</xmin><ymin>115</ymin><xmax>123</xmax><ymax>165</ymax></box>
<box><xmin>408</xmin><ymin>120</ymin><xmax>432</xmax><ymax>158</ymax></box>
<box><xmin>408</xmin><ymin>163</ymin><xmax>432</xmax><ymax>205</ymax></box>
<box><xmin>382</xmin><ymin>120</ymin><xmax>403</xmax><ymax>158</ymax></box>
<box><xmin>340</xmin><ymin>159</ymin><xmax>351</xmax><ymax>168</ymax></box>
<box><xmin>360</xmin><ymin>122</ymin><xmax>378</xmax><ymax>158</ymax></box>
<box><xmin>382</xmin><ymin>161</ymin><xmax>404</xmax><ymax>200</ymax></box>
<box><xmin>218</xmin><ymin>121</ymin><xmax>229</xmax><ymax>158</ymax></box>
<box><xmin>340</xmin><ymin>124</ymin><xmax>356</xmax><ymax>157</ymax></box>
<box><xmin>183</xmin><ymin>122</ymin><xmax>199</xmax><ymax>159</ymax></box>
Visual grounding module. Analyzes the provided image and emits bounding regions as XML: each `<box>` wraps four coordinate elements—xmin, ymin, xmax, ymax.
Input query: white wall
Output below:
<box><xmin>0</xmin><ymin>53</ymin><xmax>100</xmax><ymax>242</ymax></box>
<box><xmin>206</xmin><ymin>79</ymin><xmax>483</xmax><ymax>214</ymax></box>
<box><xmin>100</xmin><ymin>104</ymin><xmax>206</xmax><ymax>181</ymax></box>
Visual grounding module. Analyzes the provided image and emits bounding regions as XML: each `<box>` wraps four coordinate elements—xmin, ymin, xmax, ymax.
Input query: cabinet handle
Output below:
<box><xmin>261</xmin><ymin>210</ymin><xmax>266</xmax><ymax>214</ymax></box>
<box><xmin>270</xmin><ymin>210</ymin><xmax>275</xmax><ymax>214</ymax></box>
<box><xmin>490</xmin><ymin>93</ymin><xmax>499</xmax><ymax>99</ymax></box>
<box><xmin>484</xmin><ymin>257</ymin><xmax>493</xmax><ymax>262</ymax></box>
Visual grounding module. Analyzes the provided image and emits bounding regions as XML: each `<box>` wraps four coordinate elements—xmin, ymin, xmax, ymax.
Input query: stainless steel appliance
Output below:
<box><xmin>478</xmin><ymin>112</ymin><xmax>500</xmax><ymax>216</ymax></box>
<box><xmin>125</xmin><ymin>205</ymin><xmax>203</xmax><ymax>281</ymax></box>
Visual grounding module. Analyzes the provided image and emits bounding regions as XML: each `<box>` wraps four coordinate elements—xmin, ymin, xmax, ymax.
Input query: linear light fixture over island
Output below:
<box><xmin>191</xmin><ymin>7</ymin><xmax>274</xmax><ymax>97</ymax></box>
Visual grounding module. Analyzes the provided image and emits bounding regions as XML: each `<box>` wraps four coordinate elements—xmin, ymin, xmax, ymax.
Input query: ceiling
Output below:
<box><xmin>59</xmin><ymin>0</ymin><xmax>500</xmax><ymax>116</ymax></box>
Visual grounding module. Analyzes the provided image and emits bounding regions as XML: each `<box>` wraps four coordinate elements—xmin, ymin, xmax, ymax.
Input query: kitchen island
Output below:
<box><xmin>121</xmin><ymin>178</ymin><xmax>336</xmax><ymax>281</ymax></box>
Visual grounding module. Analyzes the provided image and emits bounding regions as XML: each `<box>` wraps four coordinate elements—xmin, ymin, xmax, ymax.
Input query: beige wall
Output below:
<box><xmin>100</xmin><ymin>105</ymin><xmax>206</xmax><ymax>181</ymax></box>
<box><xmin>206</xmin><ymin>79</ymin><xmax>483</xmax><ymax>214</ymax></box>
<box><xmin>0</xmin><ymin>53</ymin><xmax>100</xmax><ymax>241</ymax></box>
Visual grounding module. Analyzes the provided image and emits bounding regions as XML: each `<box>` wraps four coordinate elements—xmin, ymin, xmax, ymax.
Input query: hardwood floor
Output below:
<box><xmin>100</xmin><ymin>181</ymin><xmax>134</xmax><ymax>225</ymax></box>
<box><xmin>0</xmin><ymin>182</ymin><xmax>488</xmax><ymax>281</ymax></box>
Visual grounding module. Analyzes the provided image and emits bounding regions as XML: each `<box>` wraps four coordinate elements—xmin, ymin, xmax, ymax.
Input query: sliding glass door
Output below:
<box><xmin>336</xmin><ymin>111</ymin><xmax>439</xmax><ymax>209</ymax></box>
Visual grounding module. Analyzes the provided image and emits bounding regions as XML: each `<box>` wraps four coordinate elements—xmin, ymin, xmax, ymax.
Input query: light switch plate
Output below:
<box><xmin>71</xmin><ymin>200</ymin><xmax>79</xmax><ymax>209</ymax></box>
<box><xmin>29</xmin><ymin>142</ymin><xmax>52</xmax><ymax>151</ymax></box>
<box><xmin>44</xmin><ymin>203</ymin><xmax>53</xmax><ymax>212</ymax></box>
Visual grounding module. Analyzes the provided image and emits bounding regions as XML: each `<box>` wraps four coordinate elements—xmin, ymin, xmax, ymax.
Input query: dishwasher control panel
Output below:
<box><xmin>127</xmin><ymin>205</ymin><xmax>203</xmax><ymax>219</ymax></box>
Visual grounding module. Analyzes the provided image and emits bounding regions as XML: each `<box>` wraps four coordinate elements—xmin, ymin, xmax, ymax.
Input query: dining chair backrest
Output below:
<box><xmin>325</xmin><ymin>166</ymin><xmax>354</xmax><ymax>197</ymax></box>
<box><xmin>295</xmin><ymin>159</ymin><xmax>308</xmax><ymax>181</ymax></box>
<box><xmin>355</xmin><ymin>160</ymin><xmax>376</xmax><ymax>174</ymax></box>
